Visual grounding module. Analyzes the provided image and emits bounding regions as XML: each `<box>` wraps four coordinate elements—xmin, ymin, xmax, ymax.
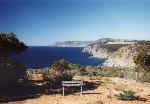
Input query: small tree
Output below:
<box><xmin>133</xmin><ymin>48</ymin><xmax>150</xmax><ymax>71</ymax></box>
<box><xmin>0</xmin><ymin>32</ymin><xmax>27</xmax><ymax>56</ymax></box>
<box><xmin>52</xmin><ymin>59</ymin><xmax>70</xmax><ymax>72</ymax></box>
<box><xmin>44</xmin><ymin>59</ymin><xmax>72</xmax><ymax>85</ymax></box>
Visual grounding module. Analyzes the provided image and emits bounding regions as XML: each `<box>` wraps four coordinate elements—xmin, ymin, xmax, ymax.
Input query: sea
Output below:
<box><xmin>11</xmin><ymin>46</ymin><xmax>106</xmax><ymax>69</ymax></box>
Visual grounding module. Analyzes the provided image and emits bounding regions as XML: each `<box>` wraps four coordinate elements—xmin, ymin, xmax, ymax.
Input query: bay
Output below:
<box><xmin>11</xmin><ymin>46</ymin><xmax>106</xmax><ymax>68</ymax></box>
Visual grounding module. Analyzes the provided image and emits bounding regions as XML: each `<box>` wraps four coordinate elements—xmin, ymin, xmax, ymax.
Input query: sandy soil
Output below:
<box><xmin>4</xmin><ymin>76</ymin><xmax>150</xmax><ymax>104</ymax></box>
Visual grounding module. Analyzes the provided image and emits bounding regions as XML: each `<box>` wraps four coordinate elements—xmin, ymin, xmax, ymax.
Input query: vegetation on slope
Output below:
<box><xmin>134</xmin><ymin>47</ymin><xmax>150</xmax><ymax>71</ymax></box>
<box><xmin>0</xmin><ymin>32</ymin><xmax>27</xmax><ymax>56</ymax></box>
<box><xmin>0</xmin><ymin>32</ymin><xmax>27</xmax><ymax>87</ymax></box>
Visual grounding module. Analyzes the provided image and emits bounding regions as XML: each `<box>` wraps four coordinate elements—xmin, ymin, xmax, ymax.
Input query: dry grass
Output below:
<box><xmin>2</xmin><ymin>76</ymin><xmax>150</xmax><ymax>104</ymax></box>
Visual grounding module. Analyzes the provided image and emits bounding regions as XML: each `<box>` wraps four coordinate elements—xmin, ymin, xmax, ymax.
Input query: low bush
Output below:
<box><xmin>27</xmin><ymin>64</ymin><xmax>150</xmax><ymax>84</ymax></box>
<box><xmin>95</xmin><ymin>67</ymin><xmax>150</xmax><ymax>83</ymax></box>
<box><xmin>42</xmin><ymin>59</ymin><xmax>73</xmax><ymax>87</ymax></box>
<box><xmin>115</xmin><ymin>87</ymin><xmax>125</xmax><ymax>92</ymax></box>
<box><xmin>69</xmin><ymin>64</ymin><xmax>85</xmax><ymax>70</ymax></box>
<box><xmin>43</xmin><ymin>72</ymin><xmax>73</xmax><ymax>87</ymax></box>
<box><xmin>114</xmin><ymin>90</ymin><xmax>136</xmax><ymax>101</ymax></box>
<box><xmin>52</xmin><ymin>59</ymin><xmax>70</xmax><ymax>72</ymax></box>
<box><xmin>96</xmin><ymin>67</ymin><xmax>126</xmax><ymax>77</ymax></box>
<box><xmin>138</xmin><ymin>72</ymin><xmax>150</xmax><ymax>83</ymax></box>
<box><xmin>133</xmin><ymin>48</ymin><xmax>150</xmax><ymax>71</ymax></box>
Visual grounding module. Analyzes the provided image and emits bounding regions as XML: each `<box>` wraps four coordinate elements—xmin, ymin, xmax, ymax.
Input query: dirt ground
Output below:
<box><xmin>3</xmin><ymin>76</ymin><xmax>150</xmax><ymax>104</ymax></box>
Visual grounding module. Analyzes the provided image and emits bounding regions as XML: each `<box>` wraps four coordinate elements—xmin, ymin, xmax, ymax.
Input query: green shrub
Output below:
<box><xmin>68</xmin><ymin>64</ymin><xmax>85</xmax><ymax>70</ymax></box>
<box><xmin>52</xmin><ymin>59</ymin><xmax>70</xmax><ymax>72</ymax></box>
<box><xmin>43</xmin><ymin>60</ymin><xmax>73</xmax><ymax>86</ymax></box>
<box><xmin>0</xmin><ymin>32</ymin><xmax>27</xmax><ymax>56</ymax></box>
<box><xmin>115</xmin><ymin>87</ymin><xmax>125</xmax><ymax>92</ymax></box>
<box><xmin>133</xmin><ymin>48</ymin><xmax>150</xmax><ymax>71</ymax></box>
<box><xmin>138</xmin><ymin>72</ymin><xmax>150</xmax><ymax>82</ymax></box>
<box><xmin>34</xmin><ymin>67</ymin><xmax>53</xmax><ymax>74</ymax></box>
<box><xmin>114</xmin><ymin>90</ymin><xmax>136</xmax><ymax>101</ymax></box>
<box><xmin>96</xmin><ymin>67</ymin><xmax>126</xmax><ymax>77</ymax></box>
<box><xmin>43</xmin><ymin>72</ymin><xmax>73</xmax><ymax>87</ymax></box>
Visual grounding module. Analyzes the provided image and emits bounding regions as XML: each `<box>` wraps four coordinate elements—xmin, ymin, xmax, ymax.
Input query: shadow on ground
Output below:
<box><xmin>134</xmin><ymin>96</ymin><xmax>147</xmax><ymax>102</ymax></box>
<box><xmin>0</xmin><ymin>80</ymin><xmax>100</xmax><ymax>103</ymax></box>
<box><xmin>61</xmin><ymin>81</ymin><xmax>101</xmax><ymax>95</ymax></box>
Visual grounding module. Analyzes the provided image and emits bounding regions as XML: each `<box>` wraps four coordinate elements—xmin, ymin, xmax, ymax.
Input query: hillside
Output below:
<box><xmin>84</xmin><ymin>41</ymin><xmax>150</xmax><ymax>68</ymax></box>
<box><xmin>103</xmin><ymin>44</ymin><xmax>140</xmax><ymax>68</ymax></box>
<box><xmin>83</xmin><ymin>43</ymin><xmax>126</xmax><ymax>58</ymax></box>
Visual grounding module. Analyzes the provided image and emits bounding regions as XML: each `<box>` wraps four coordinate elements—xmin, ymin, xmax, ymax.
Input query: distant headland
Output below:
<box><xmin>50</xmin><ymin>38</ymin><xmax>136</xmax><ymax>47</ymax></box>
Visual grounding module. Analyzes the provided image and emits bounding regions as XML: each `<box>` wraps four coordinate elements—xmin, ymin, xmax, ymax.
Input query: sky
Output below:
<box><xmin>0</xmin><ymin>0</ymin><xmax>150</xmax><ymax>46</ymax></box>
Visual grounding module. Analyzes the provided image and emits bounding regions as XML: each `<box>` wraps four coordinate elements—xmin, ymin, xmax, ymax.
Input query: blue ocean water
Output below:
<box><xmin>11</xmin><ymin>46</ymin><xmax>106</xmax><ymax>68</ymax></box>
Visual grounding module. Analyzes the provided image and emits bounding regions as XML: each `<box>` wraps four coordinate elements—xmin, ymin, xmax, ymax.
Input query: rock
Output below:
<box><xmin>83</xmin><ymin>42</ymin><xmax>125</xmax><ymax>58</ymax></box>
<box><xmin>103</xmin><ymin>44</ymin><xmax>140</xmax><ymax>68</ymax></box>
<box><xmin>83</xmin><ymin>40</ymin><xmax>147</xmax><ymax>68</ymax></box>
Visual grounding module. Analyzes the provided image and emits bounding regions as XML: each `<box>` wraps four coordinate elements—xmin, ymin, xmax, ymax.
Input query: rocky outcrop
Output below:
<box><xmin>83</xmin><ymin>43</ymin><xmax>111</xmax><ymax>58</ymax></box>
<box><xmin>51</xmin><ymin>41</ymin><xmax>95</xmax><ymax>47</ymax></box>
<box><xmin>83</xmin><ymin>41</ymin><xmax>145</xmax><ymax>68</ymax></box>
<box><xmin>83</xmin><ymin>43</ymin><xmax>125</xmax><ymax>58</ymax></box>
<box><xmin>103</xmin><ymin>44</ymin><xmax>140</xmax><ymax>68</ymax></box>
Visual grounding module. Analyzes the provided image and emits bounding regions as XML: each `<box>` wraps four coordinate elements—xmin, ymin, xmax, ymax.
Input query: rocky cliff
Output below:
<box><xmin>83</xmin><ymin>41</ymin><xmax>145</xmax><ymax>68</ymax></box>
<box><xmin>83</xmin><ymin>42</ymin><xmax>125</xmax><ymax>58</ymax></box>
<box><xmin>103</xmin><ymin>44</ymin><xmax>141</xmax><ymax>68</ymax></box>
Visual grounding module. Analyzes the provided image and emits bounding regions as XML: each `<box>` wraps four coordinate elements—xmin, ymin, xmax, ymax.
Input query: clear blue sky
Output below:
<box><xmin>0</xmin><ymin>0</ymin><xmax>150</xmax><ymax>46</ymax></box>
